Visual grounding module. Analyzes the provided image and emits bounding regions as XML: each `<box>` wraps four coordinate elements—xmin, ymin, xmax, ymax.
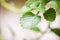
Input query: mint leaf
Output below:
<box><xmin>51</xmin><ymin>28</ymin><xmax>60</xmax><ymax>36</ymax></box>
<box><xmin>21</xmin><ymin>6</ymin><xmax>32</xmax><ymax>13</ymax></box>
<box><xmin>25</xmin><ymin>0</ymin><xmax>35</xmax><ymax>7</ymax></box>
<box><xmin>48</xmin><ymin>1</ymin><xmax>60</xmax><ymax>12</ymax></box>
<box><xmin>30</xmin><ymin>26</ymin><xmax>40</xmax><ymax>32</ymax></box>
<box><xmin>56</xmin><ymin>1</ymin><xmax>60</xmax><ymax>11</ymax></box>
<box><xmin>37</xmin><ymin>4</ymin><xmax>45</xmax><ymax>12</ymax></box>
<box><xmin>30</xmin><ymin>1</ymin><xmax>40</xmax><ymax>8</ymax></box>
<box><xmin>39</xmin><ymin>0</ymin><xmax>51</xmax><ymax>5</ymax></box>
<box><xmin>43</xmin><ymin>8</ymin><xmax>56</xmax><ymax>22</ymax></box>
<box><xmin>48</xmin><ymin>1</ymin><xmax>58</xmax><ymax>8</ymax></box>
<box><xmin>25</xmin><ymin>0</ymin><xmax>40</xmax><ymax>11</ymax></box>
<box><xmin>20</xmin><ymin>12</ymin><xmax>41</xmax><ymax>29</ymax></box>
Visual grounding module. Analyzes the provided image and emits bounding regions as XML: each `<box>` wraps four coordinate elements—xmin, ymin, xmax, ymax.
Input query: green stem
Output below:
<box><xmin>48</xmin><ymin>21</ymin><xmax>51</xmax><ymax>29</ymax></box>
<box><xmin>36</xmin><ymin>11</ymin><xmax>40</xmax><ymax>16</ymax></box>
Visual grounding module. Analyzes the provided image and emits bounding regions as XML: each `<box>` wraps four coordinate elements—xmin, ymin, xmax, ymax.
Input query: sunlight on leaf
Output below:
<box><xmin>20</xmin><ymin>12</ymin><xmax>41</xmax><ymax>29</ymax></box>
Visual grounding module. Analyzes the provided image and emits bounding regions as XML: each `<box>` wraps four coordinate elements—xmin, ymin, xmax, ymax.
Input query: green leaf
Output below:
<box><xmin>56</xmin><ymin>1</ymin><xmax>60</xmax><ymax>11</ymax></box>
<box><xmin>37</xmin><ymin>4</ymin><xmax>45</xmax><ymax>12</ymax></box>
<box><xmin>30</xmin><ymin>26</ymin><xmax>40</xmax><ymax>32</ymax></box>
<box><xmin>43</xmin><ymin>8</ymin><xmax>56</xmax><ymax>22</ymax></box>
<box><xmin>20</xmin><ymin>12</ymin><xmax>41</xmax><ymax>29</ymax></box>
<box><xmin>48</xmin><ymin>1</ymin><xmax>60</xmax><ymax>12</ymax></box>
<box><xmin>21</xmin><ymin>6</ymin><xmax>34</xmax><ymax>13</ymax></box>
<box><xmin>30</xmin><ymin>1</ymin><xmax>40</xmax><ymax>8</ymax></box>
<box><xmin>25</xmin><ymin>0</ymin><xmax>40</xmax><ymax>11</ymax></box>
<box><xmin>48</xmin><ymin>1</ymin><xmax>58</xmax><ymax>8</ymax></box>
<box><xmin>51</xmin><ymin>28</ymin><xmax>60</xmax><ymax>36</ymax></box>
<box><xmin>39</xmin><ymin>0</ymin><xmax>51</xmax><ymax>5</ymax></box>
<box><xmin>25</xmin><ymin>0</ymin><xmax>35</xmax><ymax>7</ymax></box>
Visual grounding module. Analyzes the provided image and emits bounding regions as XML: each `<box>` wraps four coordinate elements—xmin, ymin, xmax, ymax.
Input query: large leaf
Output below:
<box><xmin>24</xmin><ymin>0</ymin><xmax>40</xmax><ymax>12</ymax></box>
<box><xmin>43</xmin><ymin>8</ymin><xmax>56</xmax><ymax>22</ymax></box>
<box><xmin>20</xmin><ymin>12</ymin><xmax>41</xmax><ymax>29</ymax></box>
<box><xmin>51</xmin><ymin>28</ymin><xmax>60</xmax><ymax>36</ymax></box>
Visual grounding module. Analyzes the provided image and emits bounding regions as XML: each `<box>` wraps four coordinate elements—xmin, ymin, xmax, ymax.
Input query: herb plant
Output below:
<box><xmin>20</xmin><ymin>0</ymin><xmax>60</xmax><ymax>37</ymax></box>
<box><xmin>0</xmin><ymin>0</ymin><xmax>60</xmax><ymax>40</ymax></box>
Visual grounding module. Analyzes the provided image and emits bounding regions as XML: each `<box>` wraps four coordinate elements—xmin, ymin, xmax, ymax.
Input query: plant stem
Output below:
<box><xmin>36</xmin><ymin>11</ymin><xmax>40</xmax><ymax>16</ymax></box>
<box><xmin>48</xmin><ymin>21</ymin><xmax>51</xmax><ymax>29</ymax></box>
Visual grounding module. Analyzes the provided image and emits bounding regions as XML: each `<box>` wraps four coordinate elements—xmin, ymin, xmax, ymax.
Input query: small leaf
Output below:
<box><xmin>37</xmin><ymin>4</ymin><xmax>45</xmax><ymax>12</ymax></box>
<box><xmin>25</xmin><ymin>0</ymin><xmax>35</xmax><ymax>7</ymax></box>
<box><xmin>48</xmin><ymin>1</ymin><xmax>58</xmax><ymax>9</ymax></box>
<box><xmin>56</xmin><ymin>1</ymin><xmax>60</xmax><ymax>11</ymax></box>
<box><xmin>57</xmin><ymin>1</ymin><xmax>60</xmax><ymax>8</ymax></box>
<box><xmin>30</xmin><ymin>26</ymin><xmax>40</xmax><ymax>32</ymax></box>
<box><xmin>30</xmin><ymin>1</ymin><xmax>40</xmax><ymax>8</ymax></box>
<box><xmin>39</xmin><ymin>0</ymin><xmax>51</xmax><ymax>5</ymax></box>
<box><xmin>25</xmin><ymin>0</ymin><xmax>40</xmax><ymax>11</ymax></box>
<box><xmin>48</xmin><ymin>1</ymin><xmax>60</xmax><ymax>12</ymax></box>
<box><xmin>43</xmin><ymin>8</ymin><xmax>56</xmax><ymax>22</ymax></box>
<box><xmin>51</xmin><ymin>28</ymin><xmax>60</xmax><ymax>36</ymax></box>
<box><xmin>20</xmin><ymin>12</ymin><xmax>41</xmax><ymax>29</ymax></box>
